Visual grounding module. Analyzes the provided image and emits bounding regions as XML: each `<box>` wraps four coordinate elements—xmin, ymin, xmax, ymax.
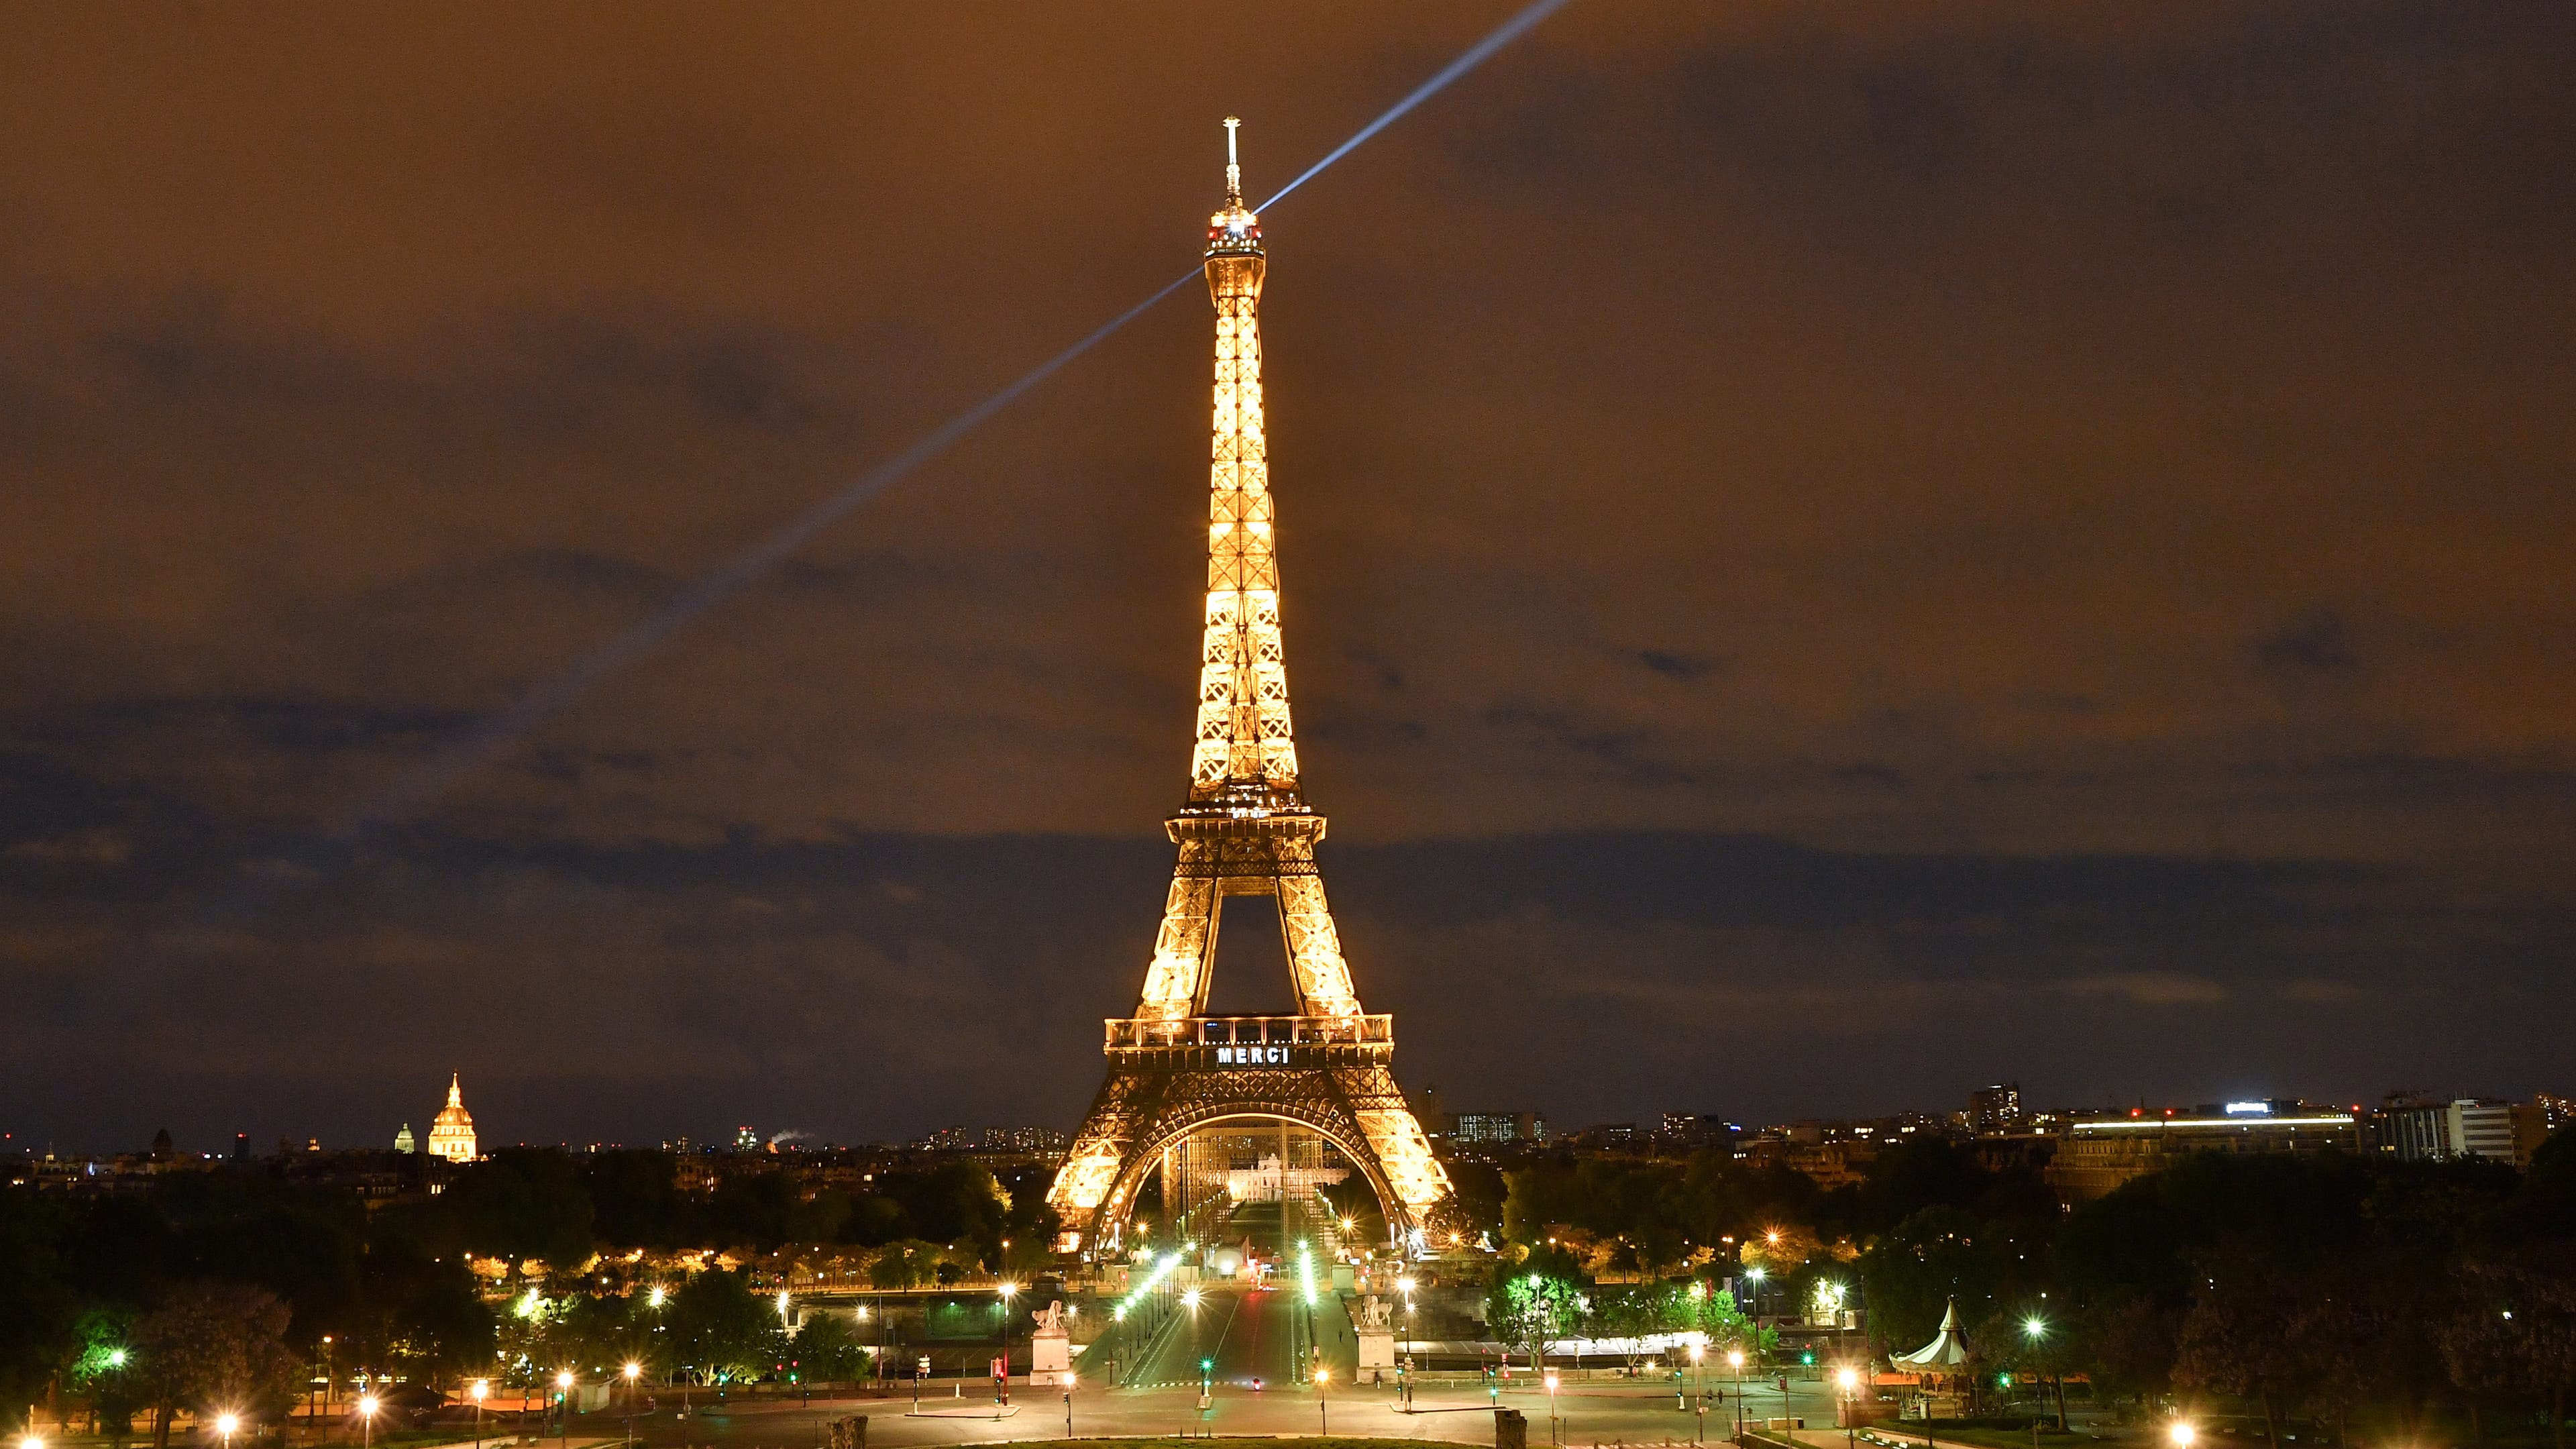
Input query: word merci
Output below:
<box><xmin>1215</xmin><ymin>1045</ymin><xmax>1293</xmax><ymax>1065</ymax></box>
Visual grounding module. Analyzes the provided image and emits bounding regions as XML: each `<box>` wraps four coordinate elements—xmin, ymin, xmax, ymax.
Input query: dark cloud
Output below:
<box><xmin>0</xmin><ymin>1</ymin><xmax>2571</xmax><ymax>1145</ymax></box>
<box><xmin>2255</xmin><ymin>606</ymin><xmax>2360</xmax><ymax>682</ymax></box>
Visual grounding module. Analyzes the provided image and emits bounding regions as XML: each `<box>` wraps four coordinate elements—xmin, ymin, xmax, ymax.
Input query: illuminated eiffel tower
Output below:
<box><xmin>1046</xmin><ymin>121</ymin><xmax>1450</xmax><ymax>1256</ymax></box>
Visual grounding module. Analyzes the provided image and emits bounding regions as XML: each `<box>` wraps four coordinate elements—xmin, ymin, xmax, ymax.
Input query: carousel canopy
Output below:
<box><xmin>1891</xmin><ymin>1297</ymin><xmax>1972</xmax><ymax>1367</ymax></box>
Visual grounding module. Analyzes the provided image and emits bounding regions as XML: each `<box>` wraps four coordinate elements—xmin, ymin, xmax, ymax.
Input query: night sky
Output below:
<box><xmin>3</xmin><ymin>3</ymin><xmax>2571</xmax><ymax>1154</ymax></box>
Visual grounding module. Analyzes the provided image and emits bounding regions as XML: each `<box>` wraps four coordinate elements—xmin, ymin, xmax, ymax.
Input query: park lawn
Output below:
<box><xmin>1041</xmin><ymin>1441</ymin><xmax>1460</xmax><ymax>1449</ymax></box>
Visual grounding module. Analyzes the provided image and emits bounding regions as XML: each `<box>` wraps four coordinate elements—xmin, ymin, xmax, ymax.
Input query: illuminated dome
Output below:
<box><xmin>426</xmin><ymin>1073</ymin><xmax>477</xmax><ymax>1163</ymax></box>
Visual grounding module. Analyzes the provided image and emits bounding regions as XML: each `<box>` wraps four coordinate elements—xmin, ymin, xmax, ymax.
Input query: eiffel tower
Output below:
<box><xmin>1046</xmin><ymin>120</ymin><xmax>1450</xmax><ymax>1256</ymax></box>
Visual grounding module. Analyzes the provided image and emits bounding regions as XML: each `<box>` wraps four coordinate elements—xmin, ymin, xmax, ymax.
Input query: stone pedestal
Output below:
<box><xmin>1495</xmin><ymin>1408</ymin><xmax>1527</xmax><ymax>1449</ymax></box>
<box><xmin>1357</xmin><ymin>1328</ymin><xmax>1395</xmax><ymax>1369</ymax></box>
<box><xmin>1030</xmin><ymin>1299</ymin><xmax>1072</xmax><ymax>1377</ymax></box>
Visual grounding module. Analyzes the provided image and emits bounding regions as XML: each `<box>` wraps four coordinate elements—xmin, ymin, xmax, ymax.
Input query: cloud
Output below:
<box><xmin>2054</xmin><ymin>972</ymin><xmax>2229</xmax><ymax>1006</ymax></box>
<box><xmin>1638</xmin><ymin>650</ymin><xmax>1717</xmax><ymax>682</ymax></box>
<box><xmin>2255</xmin><ymin>606</ymin><xmax>2361</xmax><ymax>682</ymax></box>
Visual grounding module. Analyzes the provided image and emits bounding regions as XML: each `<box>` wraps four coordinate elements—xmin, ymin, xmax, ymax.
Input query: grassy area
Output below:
<box><xmin>1039</xmin><ymin>1441</ymin><xmax>1467</xmax><ymax>1448</ymax></box>
<box><xmin>1887</xmin><ymin>1429</ymin><xmax>2098</xmax><ymax>1449</ymax></box>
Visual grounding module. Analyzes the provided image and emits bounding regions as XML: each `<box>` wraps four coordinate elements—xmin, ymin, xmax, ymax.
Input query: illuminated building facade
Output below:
<box><xmin>1046</xmin><ymin>121</ymin><xmax>1450</xmax><ymax>1254</ymax></box>
<box><xmin>426</xmin><ymin>1073</ymin><xmax>476</xmax><ymax>1163</ymax></box>
<box><xmin>2045</xmin><ymin>1102</ymin><xmax>2356</xmax><ymax>1200</ymax></box>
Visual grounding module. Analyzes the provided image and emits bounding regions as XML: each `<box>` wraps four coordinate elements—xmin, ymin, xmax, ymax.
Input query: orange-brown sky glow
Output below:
<box><xmin>3</xmin><ymin>2</ymin><xmax>2571</xmax><ymax>1148</ymax></box>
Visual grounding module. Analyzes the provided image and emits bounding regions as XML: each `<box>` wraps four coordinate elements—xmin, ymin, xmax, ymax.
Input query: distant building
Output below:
<box><xmin>1660</xmin><ymin>1114</ymin><xmax>1737</xmax><ymax>1150</ymax></box>
<box><xmin>1966</xmin><ymin>1083</ymin><xmax>2024</xmax><ymax>1134</ymax></box>
<box><xmin>1224</xmin><ymin>1152</ymin><xmax>1350</xmax><ymax>1203</ymax></box>
<box><xmin>2383</xmin><ymin>1097</ymin><xmax>2542</xmax><ymax>1167</ymax></box>
<box><xmin>393</xmin><ymin>1123</ymin><xmax>415</xmax><ymax>1154</ymax></box>
<box><xmin>2535</xmin><ymin>1093</ymin><xmax>2574</xmax><ymax>1132</ymax></box>
<box><xmin>980</xmin><ymin>1126</ymin><xmax>1070</xmax><ymax>1155</ymax></box>
<box><xmin>1450</xmin><ymin>1112</ymin><xmax>1546</xmax><ymax>1145</ymax></box>
<box><xmin>920</xmin><ymin>1125</ymin><xmax>974</xmax><ymax>1150</ymax></box>
<box><xmin>2046</xmin><ymin>1102</ymin><xmax>2357</xmax><ymax>1201</ymax></box>
<box><xmin>734</xmin><ymin>1125</ymin><xmax>763</xmax><ymax>1152</ymax></box>
<box><xmin>427</xmin><ymin>1074</ymin><xmax>478</xmax><ymax>1163</ymax></box>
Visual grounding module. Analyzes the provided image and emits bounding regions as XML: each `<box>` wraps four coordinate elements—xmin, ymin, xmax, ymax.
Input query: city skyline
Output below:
<box><xmin>5</xmin><ymin>4</ymin><xmax>2575</xmax><ymax>1150</ymax></box>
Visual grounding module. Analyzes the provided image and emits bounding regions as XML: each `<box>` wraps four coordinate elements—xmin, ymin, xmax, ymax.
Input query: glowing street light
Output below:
<box><xmin>1181</xmin><ymin>1288</ymin><xmax>1201</xmax><ymax>1311</ymax></box>
<box><xmin>647</xmin><ymin>1285</ymin><xmax>667</xmax><ymax>1309</ymax></box>
<box><xmin>553</xmin><ymin>1372</ymin><xmax>574</xmax><ymax>1449</ymax></box>
<box><xmin>356</xmin><ymin>1394</ymin><xmax>376</xmax><ymax>1449</ymax></box>
<box><xmin>2170</xmin><ymin>1425</ymin><xmax>2197</xmax><ymax>1448</ymax></box>
<box><xmin>2024</xmin><ymin>1316</ymin><xmax>2047</xmax><ymax>1340</ymax></box>
<box><xmin>1545</xmin><ymin>1371</ymin><xmax>1562</xmax><ymax>1444</ymax></box>
<box><xmin>1727</xmin><ymin>1349</ymin><xmax>1746</xmax><ymax>1438</ymax></box>
<box><xmin>1316</xmin><ymin>1366</ymin><xmax>1331</xmax><ymax>1434</ymax></box>
<box><xmin>20</xmin><ymin>1435</ymin><xmax>44</xmax><ymax>1449</ymax></box>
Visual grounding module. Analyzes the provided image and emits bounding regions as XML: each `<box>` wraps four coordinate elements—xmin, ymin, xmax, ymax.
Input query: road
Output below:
<box><xmin>570</xmin><ymin>1346</ymin><xmax>1833</xmax><ymax>1449</ymax></box>
<box><xmin>1121</xmin><ymin>1282</ymin><xmax>1359</xmax><ymax>1391</ymax></box>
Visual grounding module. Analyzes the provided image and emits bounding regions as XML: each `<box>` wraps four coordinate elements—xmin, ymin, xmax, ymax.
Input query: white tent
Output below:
<box><xmin>1892</xmin><ymin>1297</ymin><xmax>1972</xmax><ymax>1368</ymax></box>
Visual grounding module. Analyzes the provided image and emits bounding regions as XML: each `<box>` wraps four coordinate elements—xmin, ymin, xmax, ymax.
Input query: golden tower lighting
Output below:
<box><xmin>1046</xmin><ymin>119</ymin><xmax>1450</xmax><ymax>1252</ymax></box>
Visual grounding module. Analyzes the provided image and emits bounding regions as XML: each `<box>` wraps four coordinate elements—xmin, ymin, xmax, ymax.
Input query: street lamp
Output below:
<box><xmin>471</xmin><ymin>1379</ymin><xmax>489</xmax><ymax>1449</ymax></box>
<box><xmin>1546</xmin><ymin>1370</ymin><xmax>1561</xmax><ymax>1444</ymax></box>
<box><xmin>354</xmin><ymin>1395</ymin><xmax>374</xmax><ymax>1449</ymax></box>
<box><xmin>1729</xmin><ymin>1349</ymin><xmax>1746</xmax><ymax>1438</ymax></box>
<box><xmin>554</xmin><ymin>1372</ymin><xmax>574</xmax><ymax>1449</ymax></box>
<box><xmin>1315</xmin><ymin>1366</ymin><xmax>1330</xmax><ymax>1434</ymax></box>
<box><xmin>1838</xmin><ymin>1366</ymin><xmax>1862</xmax><ymax>1449</ymax></box>
<box><xmin>2170</xmin><ymin>1424</ymin><xmax>2196</xmax><ymax>1448</ymax></box>
<box><xmin>218</xmin><ymin>1415</ymin><xmax>241</xmax><ymax>1449</ymax></box>
<box><xmin>622</xmin><ymin>1363</ymin><xmax>641</xmax><ymax>1447</ymax></box>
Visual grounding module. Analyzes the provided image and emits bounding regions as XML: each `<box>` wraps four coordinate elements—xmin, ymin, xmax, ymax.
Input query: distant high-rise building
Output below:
<box><xmin>393</xmin><ymin>1123</ymin><xmax>415</xmax><ymax>1154</ymax></box>
<box><xmin>1966</xmin><ymin>1083</ymin><xmax>2025</xmax><ymax>1134</ymax></box>
<box><xmin>734</xmin><ymin>1126</ymin><xmax>761</xmax><ymax>1152</ymax></box>
<box><xmin>2537</xmin><ymin>1093</ymin><xmax>2574</xmax><ymax>1131</ymax></box>
<box><xmin>980</xmin><ymin>1126</ymin><xmax>1070</xmax><ymax>1155</ymax></box>
<box><xmin>1660</xmin><ymin>1114</ymin><xmax>1737</xmax><ymax>1150</ymax></box>
<box><xmin>427</xmin><ymin>1074</ymin><xmax>478</xmax><ymax>1163</ymax></box>
<box><xmin>922</xmin><ymin>1125</ymin><xmax>973</xmax><ymax>1151</ymax></box>
<box><xmin>1451</xmin><ymin>1112</ymin><xmax>1546</xmax><ymax>1145</ymax></box>
<box><xmin>2384</xmin><ymin>1098</ymin><xmax>2532</xmax><ymax>1165</ymax></box>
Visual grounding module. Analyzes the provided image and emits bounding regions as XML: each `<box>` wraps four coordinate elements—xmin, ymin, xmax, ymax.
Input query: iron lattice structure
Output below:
<box><xmin>1046</xmin><ymin>122</ymin><xmax>1450</xmax><ymax>1254</ymax></box>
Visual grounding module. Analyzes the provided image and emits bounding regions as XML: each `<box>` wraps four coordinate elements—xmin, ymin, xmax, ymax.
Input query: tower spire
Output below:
<box><xmin>1224</xmin><ymin>115</ymin><xmax>1242</xmax><ymax>205</ymax></box>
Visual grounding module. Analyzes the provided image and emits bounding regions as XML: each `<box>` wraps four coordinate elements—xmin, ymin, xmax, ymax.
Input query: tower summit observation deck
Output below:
<box><xmin>1045</xmin><ymin>121</ymin><xmax>1450</xmax><ymax>1256</ymax></box>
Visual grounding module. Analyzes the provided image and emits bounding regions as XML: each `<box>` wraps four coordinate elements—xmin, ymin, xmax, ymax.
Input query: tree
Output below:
<box><xmin>665</xmin><ymin>1270</ymin><xmax>786</xmax><ymax>1383</ymax></box>
<box><xmin>867</xmin><ymin>1240</ymin><xmax>947</xmax><ymax>1291</ymax></box>
<box><xmin>69</xmin><ymin>1307</ymin><xmax>146</xmax><ymax>1434</ymax></box>
<box><xmin>1488</xmin><ymin>1250</ymin><xmax>1587</xmax><ymax>1368</ymax></box>
<box><xmin>132</xmin><ymin>1283</ymin><xmax>298</xmax><ymax>1449</ymax></box>
<box><xmin>443</xmin><ymin>1149</ymin><xmax>597</xmax><ymax>1268</ymax></box>
<box><xmin>788</xmin><ymin>1313</ymin><xmax>871</xmax><ymax>1383</ymax></box>
<box><xmin>2451</xmin><ymin>1243</ymin><xmax>2576</xmax><ymax>1449</ymax></box>
<box><xmin>2174</xmin><ymin>1249</ymin><xmax>2305</xmax><ymax>1449</ymax></box>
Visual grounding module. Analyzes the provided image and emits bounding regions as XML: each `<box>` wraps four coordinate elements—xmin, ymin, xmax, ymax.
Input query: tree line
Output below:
<box><xmin>1484</xmin><ymin>1128</ymin><xmax>2576</xmax><ymax>1448</ymax></box>
<box><xmin>0</xmin><ymin>1149</ymin><xmax>1057</xmax><ymax>1439</ymax></box>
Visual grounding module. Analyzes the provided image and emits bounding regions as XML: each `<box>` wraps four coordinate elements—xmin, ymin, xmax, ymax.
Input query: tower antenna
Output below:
<box><xmin>1224</xmin><ymin>116</ymin><xmax>1242</xmax><ymax>204</ymax></box>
